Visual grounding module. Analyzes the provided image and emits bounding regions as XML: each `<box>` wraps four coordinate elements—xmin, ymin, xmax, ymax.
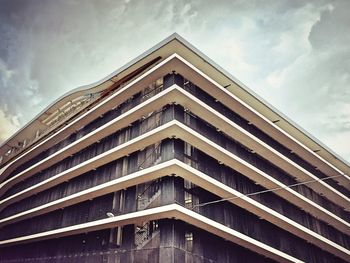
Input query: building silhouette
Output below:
<box><xmin>0</xmin><ymin>34</ymin><xmax>349</xmax><ymax>262</ymax></box>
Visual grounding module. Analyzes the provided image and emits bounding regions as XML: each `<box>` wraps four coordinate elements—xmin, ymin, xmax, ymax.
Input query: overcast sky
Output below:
<box><xmin>0</xmin><ymin>0</ymin><xmax>349</xmax><ymax>161</ymax></box>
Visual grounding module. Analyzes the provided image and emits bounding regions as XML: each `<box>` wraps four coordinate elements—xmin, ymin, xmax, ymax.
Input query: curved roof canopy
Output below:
<box><xmin>1</xmin><ymin>33</ymin><xmax>350</xmax><ymax>179</ymax></box>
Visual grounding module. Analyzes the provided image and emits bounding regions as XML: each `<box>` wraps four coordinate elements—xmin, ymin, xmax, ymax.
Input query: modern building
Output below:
<box><xmin>0</xmin><ymin>34</ymin><xmax>349</xmax><ymax>263</ymax></box>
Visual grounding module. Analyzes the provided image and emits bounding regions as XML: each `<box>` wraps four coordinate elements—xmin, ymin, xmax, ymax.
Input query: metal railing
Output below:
<box><xmin>137</xmin><ymin>179</ymin><xmax>161</xmax><ymax>211</ymax></box>
<box><xmin>135</xmin><ymin>221</ymin><xmax>159</xmax><ymax>248</ymax></box>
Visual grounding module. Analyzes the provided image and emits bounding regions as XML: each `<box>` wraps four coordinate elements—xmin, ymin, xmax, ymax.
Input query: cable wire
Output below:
<box><xmin>191</xmin><ymin>174</ymin><xmax>344</xmax><ymax>209</ymax></box>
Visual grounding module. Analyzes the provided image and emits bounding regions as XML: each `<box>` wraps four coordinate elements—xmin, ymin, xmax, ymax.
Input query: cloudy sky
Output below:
<box><xmin>0</xmin><ymin>0</ymin><xmax>349</xmax><ymax>161</ymax></box>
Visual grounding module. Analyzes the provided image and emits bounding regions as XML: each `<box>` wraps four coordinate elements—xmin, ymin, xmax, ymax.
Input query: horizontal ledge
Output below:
<box><xmin>0</xmin><ymin>85</ymin><xmax>178</xmax><ymax>195</ymax></box>
<box><xmin>1</xmin><ymin>53</ymin><xmax>348</xmax><ymax>198</ymax></box>
<box><xmin>1</xmin><ymin>120</ymin><xmax>348</xmax><ymax>238</ymax></box>
<box><xmin>0</xmin><ymin>160</ymin><xmax>178</xmax><ymax>226</ymax></box>
<box><xmin>0</xmin><ymin>203</ymin><xmax>303</xmax><ymax>263</ymax></box>
<box><xmin>2</xmin><ymin>84</ymin><xmax>348</xmax><ymax>211</ymax></box>
<box><xmin>174</xmin><ymin>86</ymin><xmax>350</xmax><ymax>208</ymax></box>
<box><xmin>0</xmin><ymin>159</ymin><xmax>348</xmax><ymax>259</ymax></box>
<box><xmin>173</xmin><ymin>54</ymin><xmax>350</xmax><ymax>189</ymax></box>
<box><xmin>0</xmin><ymin>120</ymin><xmax>181</xmax><ymax>209</ymax></box>
<box><xmin>0</xmin><ymin>53</ymin><xmax>182</xmax><ymax>184</ymax></box>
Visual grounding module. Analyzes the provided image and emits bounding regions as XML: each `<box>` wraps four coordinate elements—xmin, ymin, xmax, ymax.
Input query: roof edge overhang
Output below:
<box><xmin>1</xmin><ymin>33</ymin><xmax>350</xmax><ymax>177</ymax></box>
<box><xmin>0</xmin><ymin>34</ymin><xmax>179</xmax><ymax>164</ymax></box>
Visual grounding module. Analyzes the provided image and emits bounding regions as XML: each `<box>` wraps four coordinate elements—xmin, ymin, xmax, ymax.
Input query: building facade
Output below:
<box><xmin>0</xmin><ymin>34</ymin><xmax>349</xmax><ymax>262</ymax></box>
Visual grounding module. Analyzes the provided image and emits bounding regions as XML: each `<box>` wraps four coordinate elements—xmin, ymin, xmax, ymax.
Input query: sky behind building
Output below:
<box><xmin>0</xmin><ymin>0</ymin><xmax>349</xmax><ymax>161</ymax></box>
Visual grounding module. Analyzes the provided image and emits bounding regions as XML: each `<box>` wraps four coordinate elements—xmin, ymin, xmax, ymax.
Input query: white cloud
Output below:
<box><xmin>255</xmin><ymin>1</ymin><xmax>350</xmax><ymax>161</ymax></box>
<box><xmin>0</xmin><ymin>107</ymin><xmax>20</xmax><ymax>141</ymax></box>
<box><xmin>0</xmin><ymin>0</ymin><xmax>349</xmax><ymax>161</ymax></box>
<box><xmin>0</xmin><ymin>59</ymin><xmax>14</xmax><ymax>86</ymax></box>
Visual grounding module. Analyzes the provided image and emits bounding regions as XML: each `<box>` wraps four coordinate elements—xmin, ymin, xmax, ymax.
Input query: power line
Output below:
<box><xmin>191</xmin><ymin>174</ymin><xmax>344</xmax><ymax>209</ymax></box>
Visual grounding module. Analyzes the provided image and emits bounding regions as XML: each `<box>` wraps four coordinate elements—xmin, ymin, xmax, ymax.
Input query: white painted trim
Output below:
<box><xmin>173</xmin><ymin>54</ymin><xmax>350</xmax><ymax>188</ymax></box>
<box><xmin>0</xmin><ymin>120</ymin><xmax>180</xmax><ymax>207</ymax></box>
<box><xmin>1</xmin><ymin>54</ymin><xmax>348</xmax><ymax>204</ymax></box>
<box><xmin>0</xmin><ymin>160</ymin><xmax>177</xmax><ymax>225</ymax></box>
<box><xmin>1</xmin><ymin>118</ymin><xmax>348</xmax><ymax>236</ymax></box>
<box><xmin>2</xmin><ymin>33</ymin><xmax>349</xmax><ymax>189</ymax></box>
<box><xmin>0</xmin><ymin>84</ymin><xmax>179</xmax><ymax>194</ymax></box>
<box><xmin>174</xmin><ymin>121</ymin><xmax>350</xmax><ymax>233</ymax></box>
<box><xmin>2</xmin><ymin>78</ymin><xmax>348</xmax><ymax>211</ymax></box>
<box><xmin>0</xmin><ymin>203</ymin><xmax>303</xmax><ymax>263</ymax></box>
<box><xmin>173</xmin><ymin>86</ymin><xmax>350</xmax><ymax>208</ymax></box>
<box><xmin>175</xmin><ymin>161</ymin><xmax>350</xmax><ymax>259</ymax></box>
<box><xmin>0</xmin><ymin>53</ymin><xmax>181</xmax><ymax>183</ymax></box>
<box><xmin>0</xmin><ymin>159</ymin><xmax>348</xmax><ymax>260</ymax></box>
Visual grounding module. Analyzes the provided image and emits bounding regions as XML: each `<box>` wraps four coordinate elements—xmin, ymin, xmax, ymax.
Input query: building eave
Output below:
<box><xmin>1</xmin><ymin>32</ymin><xmax>349</xmax><ymax>180</ymax></box>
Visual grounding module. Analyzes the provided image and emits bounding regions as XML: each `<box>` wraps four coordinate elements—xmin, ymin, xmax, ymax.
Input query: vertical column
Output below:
<box><xmin>161</xmin><ymin>138</ymin><xmax>175</xmax><ymax>162</ymax></box>
<box><xmin>163</xmin><ymin>73</ymin><xmax>184</xmax><ymax>89</ymax></box>
<box><xmin>159</xmin><ymin>219</ymin><xmax>187</xmax><ymax>263</ymax></box>
<box><xmin>159</xmin><ymin>219</ymin><xmax>174</xmax><ymax>263</ymax></box>
<box><xmin>124</xmin><ymin>186</ymin><xmax>136</xmax><ymax>213</ymax></box>
<box><xmin>160</xmin><ymin>176</ymin><xmax>184</xmax><ymax>206</ymax></box>
<box><xmin>119</xmin><ymin>224</ymin><xmax>135</xmax><ymax>262</ymax></box>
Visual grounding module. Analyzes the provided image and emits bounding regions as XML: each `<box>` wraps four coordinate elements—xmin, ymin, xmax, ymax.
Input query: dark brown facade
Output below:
<box><xmin>0</xmin><ymin>35</ymin><xmax>349</xmax><ymax>262</ymax></box>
